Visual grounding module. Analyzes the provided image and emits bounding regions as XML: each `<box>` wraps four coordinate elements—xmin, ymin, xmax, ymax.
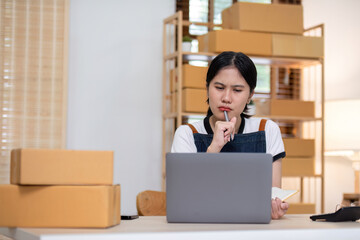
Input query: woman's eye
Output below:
<box><xmin>215</xmin><ymin>86</ymin><xmax>224</xmax><ymax>90</ymax></box>
<box><xmin>234</xmin><ymin>89</ymin><xmax>242</xmax><ymax>93</ymax></box>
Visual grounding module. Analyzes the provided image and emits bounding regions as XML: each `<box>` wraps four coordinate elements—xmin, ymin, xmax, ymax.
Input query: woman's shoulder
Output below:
<box><xmin>174</xmin><ymin>120</ymin><xmax>204</xmax><ymax>134</ymax></box>
<box><xmin>172</xmin><ymin>124</ymin><xmax>198</xmax><ymax>153</ymax></box>
<box><xmin>174</xmin><ymin>124</ymin><xmax>192</xmax><ymax>135</ymax></box>
<box><xmin>263</xmin><ymin>118</ymin><xmax>279</xmax><ymax>130</ymax></box>
<box><xmin>244</xmin><ymin>117</ymin><xmax>279</xmax><ymax>132</ymax></box>
<box><xmin>181</xmin><ymin>119</ymin><xmax>206</xmax><ymax>134</ymax></box>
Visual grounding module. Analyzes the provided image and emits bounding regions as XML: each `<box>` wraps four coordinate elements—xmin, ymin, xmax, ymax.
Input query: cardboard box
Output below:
<box><xmin>254</xmin><ymin>99</ymin><xmax>315</xmax><ymax>118</ymax></box>
<box><xmin>198</xmin><ymin>29</ymin><xmax>272</xmax><ymax>56</ymax></box>
<box><xmin>222</xmin><ymin>2</ymin><xmax>303</xmax><ymax>35</ymax></box>
<box><xmin>11</xmin><ymin>149</ymin><xmax>113</xmax><ymax>185</ymax></box>
<box><xmin>0</xmin><ymin>184</ymin><xmax>120</xmax><ymax>228</ymax></box>
<box><xmin>198</xmin><ymin>30</ymin><xmax>323</xmax><ymax>58</ymax></box>
<box><xmin>271</xmin><ymin>100</ymin><xmax>315</xmax><ymax>118</ymax></box>
<box><xmin>182</xmin><ymin>88</ymin><xmax>208</xmax><ymax>113</ymax></box>
<box><xmin>287</xmin><ymin>203</ymin><xmax>316</xmax><ymax>214</ymax></box>
<box><xmin>283</xmin><ymin>138</ymin><xmax>315</xmax><ymax>157</ymax></box>
<box><xmin>170</xmin><ymin>65</ymin><xmax>208</xmax><ymax>91</ymax></box>
<box><xmin>272</xmin><ymin>34</ymin><xmax>324</xmax><ymax>58</ymax></box>
<box><xmin>282</xmin><ymin>157</ymin><xmax>315</xmax><ymax>176</ymax></box>
<box><xmin>221</xmin><ymin>6</ymin><xmax>232</xmax><ymax>29</ymax></box>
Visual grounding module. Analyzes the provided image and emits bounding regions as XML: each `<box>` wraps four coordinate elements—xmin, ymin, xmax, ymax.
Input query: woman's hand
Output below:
<box><xmin>271</xmin><ymin>198</ymin><xmax>289</xmax><ymax>219</ymax></box>
<box><xmin>207</xmin><ymin>117</ymin><xmax>236</xmax><ymax>153</ymax></box>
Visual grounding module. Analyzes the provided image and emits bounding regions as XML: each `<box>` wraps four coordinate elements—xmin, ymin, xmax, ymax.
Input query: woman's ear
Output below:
<box><xmin>247</xmin><ymin>91</ymin><xmax>255</xmax><ymax>104</ymax></box>
<box><xmin>206</xmin><ymin>87</ymin><xmax>210</xmax><ymax>104</ymax></box>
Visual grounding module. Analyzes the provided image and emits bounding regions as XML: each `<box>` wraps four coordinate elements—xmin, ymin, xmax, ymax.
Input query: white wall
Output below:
<box><xmin>67</xmin><ymin>0</ymin><xmax>175</xmax><ymax>214</ymax></box>
<box><xmin>303</xmin><ymin>0</ymin><xmax>360</xmax><ymax>101</ymax></box>
<box><xmin>303</xmin><ymin>0</ymin><xmax>360</xmax><ymax>212</ymax></box>
<box><xmin>324</xmin><ymin>157</ymin><xmax>354</xmax><ymax>210</ymax></box>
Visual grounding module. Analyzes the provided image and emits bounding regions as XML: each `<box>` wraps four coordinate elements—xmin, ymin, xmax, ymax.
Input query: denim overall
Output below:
<box><xmin>187</xmin><ymin>117</ymin><xmax>267</xmax><ymax>153</ymax></box>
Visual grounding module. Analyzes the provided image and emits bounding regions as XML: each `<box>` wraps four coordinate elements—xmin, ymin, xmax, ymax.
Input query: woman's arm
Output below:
<box><xmin>171</xmin><ymin>125</ymin><xmax>197</xmax><ymax>153</ymax></box>
<box><xmin>271</xmin><ymin>158</ymin><xmax>289</xmax><ymax>219</ymax></box>
<box><xmin>272</xmin><ymin>158</ymin><xmax>282</xmax><ymax>188</ymax></box>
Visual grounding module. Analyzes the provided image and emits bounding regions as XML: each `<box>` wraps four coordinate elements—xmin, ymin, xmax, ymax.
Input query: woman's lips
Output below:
<box><xmin>219</xmin><ymin>107</ymin><xmax>232</xmax><ymax>112</ymax></box>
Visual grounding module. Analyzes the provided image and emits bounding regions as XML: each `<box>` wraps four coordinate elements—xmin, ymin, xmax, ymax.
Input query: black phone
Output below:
<box><xmin>121</xmin><ymin>215</ymin><xmax>139</xmax><ymax>220</ymax></box>
<box><xmin>310</xmin><ymin>206</ymin><xmax>360</xmax><ymax>222</ymax></box>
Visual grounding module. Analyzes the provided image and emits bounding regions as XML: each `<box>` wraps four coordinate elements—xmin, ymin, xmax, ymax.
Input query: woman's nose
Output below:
<box><xmin>221</xmin><ymin>90</ymin><xmax>231</xmax><ymax>103</ymax></box>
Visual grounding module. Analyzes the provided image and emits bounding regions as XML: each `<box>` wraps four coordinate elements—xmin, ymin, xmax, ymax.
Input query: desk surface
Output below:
<box><xmin>1</xmin><ymin>215</ymin><xmax>360</xmax><ymax>240</ymax></box>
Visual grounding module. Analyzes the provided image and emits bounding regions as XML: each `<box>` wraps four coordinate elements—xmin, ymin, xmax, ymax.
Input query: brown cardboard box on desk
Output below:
<box><xmin>0</xmin><ymin>148</ymin><xmax>121</xmax><ymax>228</ymax></box>
<box><xmin>0</xmin><ymin>184</ymin><xmax>120</xmax><ymax>228</ymax></box>
<box><xmin>11</xmin><ymin>148</ymin><xmax>113</xmax><ymax>185</ymax></box>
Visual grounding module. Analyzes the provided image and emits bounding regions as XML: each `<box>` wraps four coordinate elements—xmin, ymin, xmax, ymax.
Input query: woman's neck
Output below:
<box><xmin>209</xmin><ymin>114</ymin><xmax>242</xmax><ymax>134</ymax></box>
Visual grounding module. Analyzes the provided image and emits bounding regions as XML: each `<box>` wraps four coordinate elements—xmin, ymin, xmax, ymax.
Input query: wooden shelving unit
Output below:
<box><xmin>162</xmin><ymin>11</ymin><xmax>324</xmax><ymax>213</ymax></box>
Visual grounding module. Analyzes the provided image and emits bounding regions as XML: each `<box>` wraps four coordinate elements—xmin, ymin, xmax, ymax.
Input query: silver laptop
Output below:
<box><xmin>166</xmin><ymin>152</ymin><xmax>272</xmax><ymax>224</ymax></box>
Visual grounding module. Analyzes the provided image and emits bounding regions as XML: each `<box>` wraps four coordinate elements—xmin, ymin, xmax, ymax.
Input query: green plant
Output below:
<box><xmin>182</xmin><ymin>35</ymin><xmax>193</xmax><ymax>42</ymax></box>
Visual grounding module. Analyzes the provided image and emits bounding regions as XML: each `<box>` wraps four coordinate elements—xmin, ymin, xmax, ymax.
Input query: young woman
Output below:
<box><xmin>171</xmin><ymin>51</ymin><xmax>288</xmax><ymax>219</ymax></box>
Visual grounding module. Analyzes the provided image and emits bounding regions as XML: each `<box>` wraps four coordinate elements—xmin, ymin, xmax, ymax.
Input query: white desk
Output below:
<box><xmin>1</xmin><ymin>215</ymin><xmax>359</xmax><ymax>240</ymax></box>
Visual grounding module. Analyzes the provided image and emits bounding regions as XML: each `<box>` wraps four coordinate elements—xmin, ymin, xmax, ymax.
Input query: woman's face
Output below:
<box><xmin>207</xmin><ymin>67</ymin><xmax>253</xmax><ymax>121</ymax></box>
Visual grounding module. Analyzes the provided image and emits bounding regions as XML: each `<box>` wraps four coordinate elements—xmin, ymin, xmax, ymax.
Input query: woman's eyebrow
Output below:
<box><xmin>214</xmin><ymin>82</ymin><xmax>225</xmax><ymax>86</ymax></box>
<box><xmin>214</xmin><ymin>82</ymin><xmax>245</xmax><ymax>88</ymax></box>
<box><xmin>232</xmin><ymin>84</ymin><xmax>245</xmax><ymax>88</ymax></box>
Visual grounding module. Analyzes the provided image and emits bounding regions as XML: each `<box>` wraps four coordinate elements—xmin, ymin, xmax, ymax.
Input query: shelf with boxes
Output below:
<box><xmin>162</xmin><ymin>2</ymin><xmax>324</xmax><ymax>214</ymax></box>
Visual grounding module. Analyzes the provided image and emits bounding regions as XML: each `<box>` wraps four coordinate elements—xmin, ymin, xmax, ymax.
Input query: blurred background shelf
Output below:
<box><xmin>162</xmin><ymin>1</ymin><xmax>324</xmax><ymax>214</ymax></box>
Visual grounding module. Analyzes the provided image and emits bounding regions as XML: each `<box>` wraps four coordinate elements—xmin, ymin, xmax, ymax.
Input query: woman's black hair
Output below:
<box><xmin>206</xmin><ymin>51</ymin><xmax>257</xmax><ymax>118</ymax></box>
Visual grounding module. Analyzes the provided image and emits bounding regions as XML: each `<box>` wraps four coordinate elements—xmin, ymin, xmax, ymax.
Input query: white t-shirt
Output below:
<box><xmin>171</xmin><ymin>117</ymin><xmax>286</xmax><ymax>161</ymax></box>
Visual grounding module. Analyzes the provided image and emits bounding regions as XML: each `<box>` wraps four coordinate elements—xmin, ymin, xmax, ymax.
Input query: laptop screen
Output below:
<box><xmin>166</xmin><ymin>152</ymin><xmax>272</xmax><ymax>224</ymax></box>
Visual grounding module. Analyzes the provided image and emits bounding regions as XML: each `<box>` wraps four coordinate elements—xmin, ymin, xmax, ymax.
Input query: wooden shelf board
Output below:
<box><xmin>164</xmin><ymin>52</ymin><xmax>322</xmax><ymax>67</ymax></box>
<box><xmin>182</xmin><ymin>20</ymin><xmax>221</xmax><ymax>28</ymax></box>
<box><xmin>249</xmin><ymin>55</ymin><xmax>322</xmax><ymax>67</ymax></box>
<box><xmin>163</xmin><ymin>112</ymin><xmax>322</xmax><ymax>121</ymax></box>
<box><xmin>254</xmin><ymin>115</ymin><xmax>323</xmax><ymax>121</ymax></box>
<box><xmin>283</xmin><ymin>174</ymin><xmax>323</xmax><ymax>178</ymax></box>
<box><xmin>163</xmin><ymin>113</ymin><xmax>177</xmax><ymax>118</ymax></box>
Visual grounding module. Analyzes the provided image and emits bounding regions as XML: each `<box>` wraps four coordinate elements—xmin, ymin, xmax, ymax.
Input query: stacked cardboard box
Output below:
<box><xmin>254</xmin><ymin>99</ymin><xmax>316</xmax><ymax>176</ymax></box>
<box><xmin>0</xmin><ymin>148</ymin><xmax>120</xmax><ymax>228</ymax></box>
<box><xmin>282</xmin><ymin>139</ymin><xmax>316</xmax><ymax>176</ymax></box>
<box><xmin>199</xmin><ymin>3</ymin><xmax>319</xmax><ymax>214</ymax></box>
<box><xmin>253</xmin><ymin>99</ymin><xmax>315</xmax><ymax>118</ymax></box>
<box><xmin>171</xmin><ymin>64</ymin><xmax>208</xmax><ymax>113</ymax></box>
<box><xmin>182</xmin><ymin>88</ymin><xmax>208</xmax><ymax>113</ymax></box>
<box><xmin>198</xmin><ymin>2</ymin><xmax>324</xmax><ymax>58</ymax></box>
<box><xmin>170</xmin><ymin>64</ymin><xmax>208</xmax><ymax>91</ymax></box>
<box><xmin>222</xmin><ymin>2</ymin><xmax>304</xmax><ymax>34</ymax></box>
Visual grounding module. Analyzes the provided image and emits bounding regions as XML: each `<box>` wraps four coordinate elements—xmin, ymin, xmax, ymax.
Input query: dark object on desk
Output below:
<box><xmin>121</xmin><ymin>215</ymin><xmax>139</xmax><ymax>220</ymax></box>
<box><xmin>310</xmin><ymin>206</ymin><xmax>360</xmax><ymax>222</ymax></box>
